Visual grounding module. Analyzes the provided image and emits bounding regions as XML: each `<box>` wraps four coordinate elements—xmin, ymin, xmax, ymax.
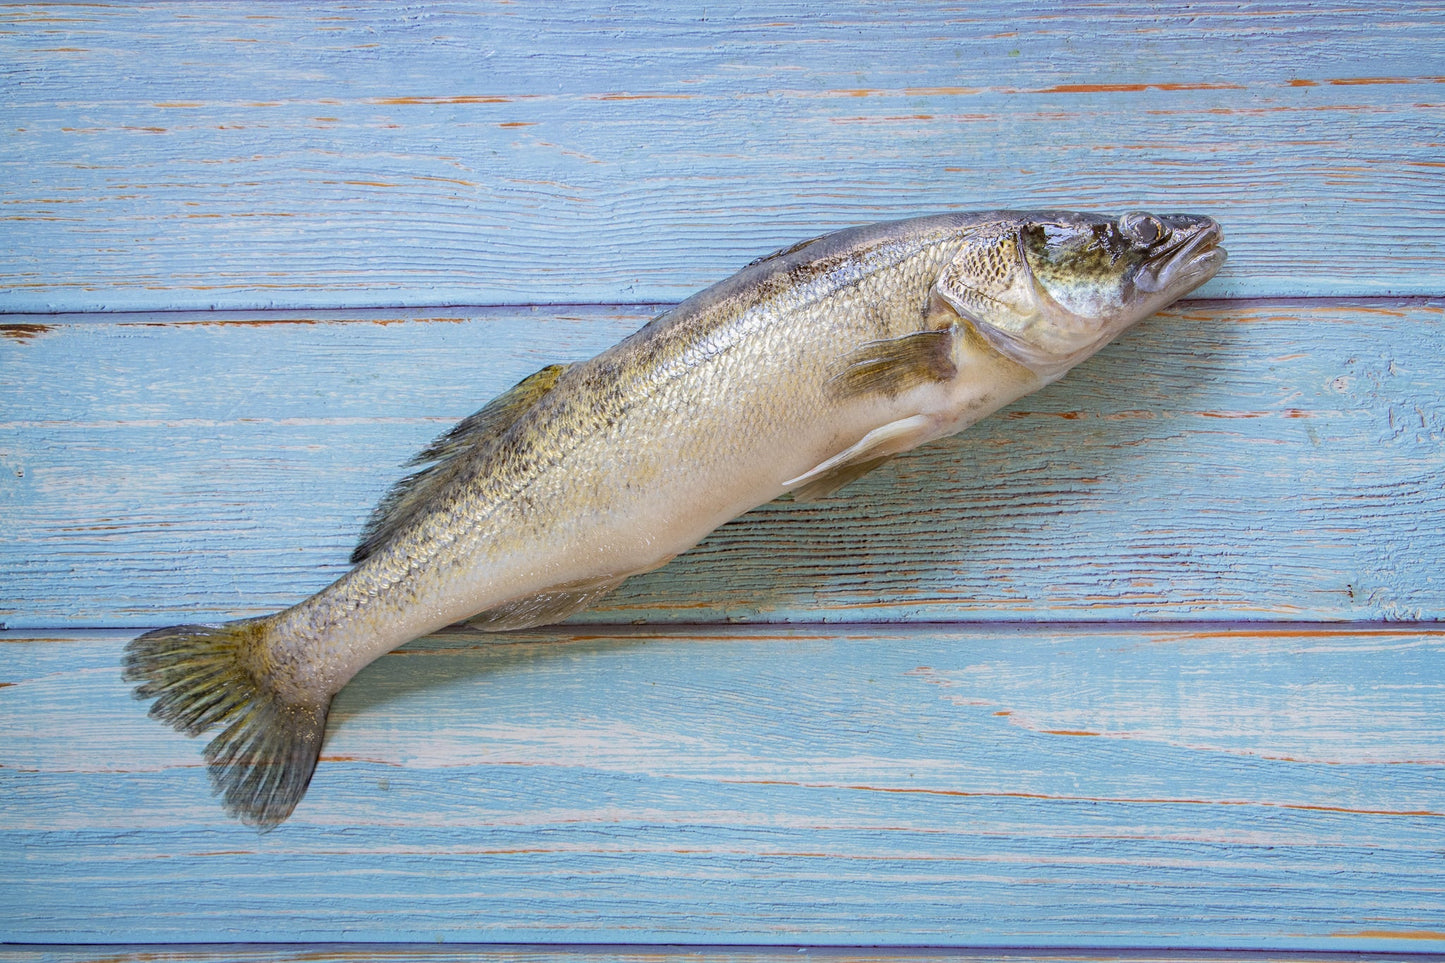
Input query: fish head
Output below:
<box><xmin>936</xmin><ymin>210</ymin><xmax>1225</xmax><ymax>380</ymax></box>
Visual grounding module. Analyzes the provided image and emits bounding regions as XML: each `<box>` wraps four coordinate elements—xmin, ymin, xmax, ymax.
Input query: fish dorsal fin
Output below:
<box><xmin>462</xmin><ymin>574</ymin><xmax>629</xmax><ymax>632</ymax></box>
<box><xmin>743</xmin><ymin>231</ymin><xmax>831</xmax><ymax>270</ymax></box>
<box><xmin>784</xmin><ymin>414</ymin><xmax>934</xmax><ymax>499</ymax></box>
<box><xmin>350</xmin><ymin>363</ymin><xmax>571</xmax><ymax>564</ymax></box>
<box><xmin>827</xmin><ymin>328</ymin><xmax>956</xmax><ymax>400</ymax></box>
<box><xmin>410</xmin><ymin>363</ymin><xmax>572</xmax><ymax>465</ymax></box>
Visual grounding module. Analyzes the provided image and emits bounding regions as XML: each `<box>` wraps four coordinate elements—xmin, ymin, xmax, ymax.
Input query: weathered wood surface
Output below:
<box><xmin>9</xmin><ymin>953</ymin><xmax>1444</xmax><ymax>963</ymax></box>
<box><xmin>3</xmin><ymin>1</ymin><xmax>1444</xmax><ymax>312</ymax></box>
<box><xmin>3</xmin><ymin>0</ymin><xmax>1444</xmax><ymax>957</ymax></box>
<box><xmin>5</xmin><ymin>952</ymin><xmax>1445</xmax><ymax>963</ymax></box>
<box><xmin>3</xmin><ymin>299</ymin><xmax>1442</xmax><ymax>628</ymax></box>
<box><xmin>3</xmin><ymin>624</ymin><xmax>1442</xmax><ymax>947</ymax></box>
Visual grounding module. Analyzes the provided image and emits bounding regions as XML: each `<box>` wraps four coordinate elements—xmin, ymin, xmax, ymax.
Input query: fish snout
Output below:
<box><xmin>1136</xmin><ymin>214</ymin><xmax>1226</xmax><ymax>295</ymax></box>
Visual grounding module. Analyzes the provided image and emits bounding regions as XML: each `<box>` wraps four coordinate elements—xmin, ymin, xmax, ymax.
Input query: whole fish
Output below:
<box><xmin>125</xmin><ymin>210</ymin><xmax>1225</xmax><ymax>827</ymax></box>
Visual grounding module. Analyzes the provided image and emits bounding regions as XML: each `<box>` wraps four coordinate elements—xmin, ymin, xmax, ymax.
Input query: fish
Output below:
<box><xmin>124</xmin><ymin>209</ymin><xmax>1226</xmax><ymax>828</ymax></box>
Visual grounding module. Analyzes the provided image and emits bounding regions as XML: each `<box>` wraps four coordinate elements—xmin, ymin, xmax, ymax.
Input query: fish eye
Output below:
<box><xmin>1120</xmin><ymin>211</ymin><xmax>1164</xmax><ymax>247</ymax></box>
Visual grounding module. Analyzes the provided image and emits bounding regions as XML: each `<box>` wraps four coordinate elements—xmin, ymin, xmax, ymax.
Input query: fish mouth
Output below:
<box><xmin>1136</xmin><ymin>215</ymin><xmax>1226</xmax><ymax>295</ymax></box>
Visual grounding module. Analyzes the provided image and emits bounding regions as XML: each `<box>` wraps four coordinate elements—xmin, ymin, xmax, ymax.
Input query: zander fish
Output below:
<box><xmin>125</xmin><ymin>210</ymin><xmax>1225</xmax><ymax>827</ymax></box>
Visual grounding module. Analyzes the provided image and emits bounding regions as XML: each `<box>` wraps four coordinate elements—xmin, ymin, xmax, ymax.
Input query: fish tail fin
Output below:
<box><xmin>122</xmin><ymin>619</ymin><xmax>330</xmax><ymax>830</ymax></box>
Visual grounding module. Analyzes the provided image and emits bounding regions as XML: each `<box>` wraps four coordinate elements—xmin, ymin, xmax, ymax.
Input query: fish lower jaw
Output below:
<box><xmin>1139</xmin><ymin>224</ymin><xmax>1226</xmax><ymax>296</ymax></box>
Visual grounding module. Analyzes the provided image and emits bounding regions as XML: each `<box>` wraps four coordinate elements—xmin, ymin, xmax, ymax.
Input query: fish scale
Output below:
<box><xmin>124</xmin><ymin>209</ymin><xmax>1225</xmax><ymax>828</ymax></box>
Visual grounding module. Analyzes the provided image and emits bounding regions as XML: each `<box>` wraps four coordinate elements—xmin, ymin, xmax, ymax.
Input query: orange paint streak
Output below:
<box><xmin>1004</xmin><ymin>410</ymin><xmax>1083</xmax><ymax>419</ymax></box>
<box><xmin>411</xmin><ymin>175</ymin><xmax>478</xmax><ymax>186</ymax></box>
<box><xmin>724</xmin><ymin>779</ymin><xmax>1444</xmax><ymax>817</ymax></box>
<box><xmin>1</xmin><ymin>323</ymin><xmax>54</xmax><ymax>342</ymax></box>
<box><xmin>1329</xmin><ymin>76</ymin><xmax>1436</xmax><ymax>85</ymax></box>
<box><xmin>1036</xmin><ymin>82</ymin><xmax>1246</xmax><ymax>94</ymax></box>
<box><xmin>124</xmin><ymin>317</ymin><xmax>322</xmax><ymax>330</ymax></box>
<box><xmin>1335</xmin><ymin>930</ymin><xmax>1445</xmax><ymax>941</ymax></box>
<box><xmin>591</xmin><ymin>92</ymin><xmax>695</xmax><ymax>101</ymax></box>
<box><xmin>320</xmin><ymin>755</ymin><xmax>403</xmax><ymax>766</ymax></box>
<box><xmin>903</xmin><ymin>85</ymin><xmax>984</xmax><ymax>96</ymax></box>
<box><xmin>1170</xmin><ymin>626</ymin><xmax>1445</xmax><ymax>640</ymax></box>
<box><xmin>371</xmin><ymin>95</ymin><xmax>513</xmax><ymax>105</ymax></box>
<box><xmin>832</xmin><ymin>114</ymin><xmax>936</xmax><ymax>123</ymax></box>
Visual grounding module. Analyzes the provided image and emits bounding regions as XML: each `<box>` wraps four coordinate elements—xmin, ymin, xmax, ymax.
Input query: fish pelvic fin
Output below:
<box><xmin>785</xmin><ymin>414</ymin><xmax>935</xmax><ymax>499</ymax></box>
<box><xmin>351</xmin><ymin>363</ymin><xmax>572</xmax><ymax>564</ymax></box>
<box><xmin>123</xmin><ymin>620</ymin><xmax>330</xmax><ymax>830</ymax></box>
<box><xmin>788</xmin><ymin>455</ymin><xmax>894</xmax><ymax>503</ymax></box>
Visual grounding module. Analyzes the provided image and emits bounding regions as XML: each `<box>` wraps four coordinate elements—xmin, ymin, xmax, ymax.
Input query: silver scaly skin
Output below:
<box><xmin>124</xmin><ymin>210</ymin><xmax>1225</xmax><ymax>827</ymax></box>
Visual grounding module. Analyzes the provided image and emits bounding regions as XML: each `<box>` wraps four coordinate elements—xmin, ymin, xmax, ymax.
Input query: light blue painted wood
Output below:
<box><xmin>3</xmin><ymin>2</ymin><xmax>1444</xmax><ymax>311</ymax></box>
<box><xmin>3</xmin><ymin>300</ymin><xmax>1442</xmax><ymax>627</ymax></box>
<box><xmin>4</xmin><ymin>2</ymin><xmax>1443</xmax><ymax>956</ymax></box>
<box><xmin>2</xmin><ymin>625</ymin><xmax>1442</xmax><ymax>947</ymax></box>
<box><xmin>10</xmin><ymin>951</ymin><xmax>1444</xmax><ymax>963</ymax></box>
<box><xmin>5</xmin><ymin>951</ymin><xmax>1444</xmax><ymax>963</ymax></box>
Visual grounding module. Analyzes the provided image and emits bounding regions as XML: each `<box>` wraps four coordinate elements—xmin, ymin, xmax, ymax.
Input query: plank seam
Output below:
<box><xmin>2</xmin><ymin>944</ymin><xmax>1443</xmax><ymax>960</ymax></box>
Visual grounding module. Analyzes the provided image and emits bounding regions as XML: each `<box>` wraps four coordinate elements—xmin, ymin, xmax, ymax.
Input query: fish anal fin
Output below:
<box><xmin>785</xmin><ymin>414</ymin><xmax>934</xmax><ymax>496</ymax></box>
<box><xmin>789</xmin><ymin>455</ymin><xmax>894</xmax><ymax>503</ymax></box>
<box><xmin>827</xmin><ymin>329</ymin><xmax>956</xmax><ymax>400</ymax></box>
<box><xmin>351</xmin><ymin>363</ymin><xmax>572</xmax><ymax>564</ymax></box>
<box><xmin>463</xmin><ymin>574</ymin><xmax>629</xmax><ymax>632</ymax></box>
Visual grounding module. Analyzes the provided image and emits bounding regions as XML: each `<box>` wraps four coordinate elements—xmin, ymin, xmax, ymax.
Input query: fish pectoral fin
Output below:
<box><xmin>351</xmin><ymin>363</ymin><xmax>572</xmax><ymax>564</ymax></box>
<box><xmin>785</xmin><ymin>414</ymin><xmax>935</xmax><ymax>499</ymax></box>
<box><xmin>827</xmin><ymin>329</ymin><xmax>956</xmax><ymax>400</ymax></box>
<box><xmin>462</xmin><ymin>574</ymin><xmax>630</xmax><ymax>632</ymax></box>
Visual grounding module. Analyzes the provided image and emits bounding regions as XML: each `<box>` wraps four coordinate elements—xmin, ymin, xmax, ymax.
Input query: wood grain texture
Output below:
<box><xmin>3</xmin><ymin>300</ymin><xmax>1441</xmax><ymax>628</ymax></box>
<box><xmin>3</xmin><ymin>1</ymin><xmax>1444</xmax><ymax>312</ymax></box>
<box><xmin>5</xmin><ymin>2</ymin><xmax>1443</xmax><ymax>956</ymax></box>
<box><xmin>3</xmin><ymin>624</ymin><xmax>1442</xmax><ymax>947</ymax></box>
<box><xmin>7</xmin><ymin>951</ymin><xmax>1445</xmax><ymax>963</ymax></box>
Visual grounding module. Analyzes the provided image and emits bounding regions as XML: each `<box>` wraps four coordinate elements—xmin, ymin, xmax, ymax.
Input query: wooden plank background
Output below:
<box><xmin>1</xmin><ymin>1</ymin><xmax>1443</xmax><ymax>959</ymax></box>
<box><xmin>10</xmin><ymin>952</ymin><xmax>1445</xmax><ymax>963</ymax></box>
<box><xmin>3</xmin><ymin>1</ymin><xmax>1443</xmax><ymax>310</ymax></box>
<box><xmin>6</xmin><ymin>624</ymin><xmax>1444</xmax><ymax>947</ymax></box>
<box><xmin>4</xmin><ymin>299</ymin><xmax>1444</xmax><ymax>627</ymax></box>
